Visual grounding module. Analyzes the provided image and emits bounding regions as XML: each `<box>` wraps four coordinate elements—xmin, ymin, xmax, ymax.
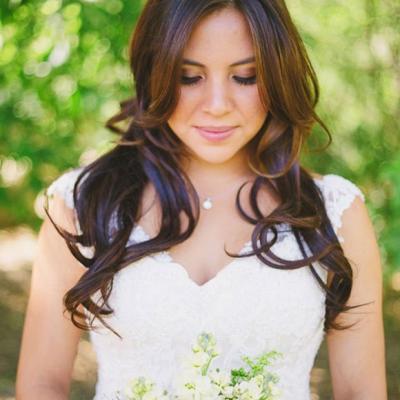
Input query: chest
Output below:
<box><xmin>136</xmin><ymin>181</ymin><xmax>281</xmax><ymax>286</ymax></box>
<box><xmin>91</xmin><ymin>237</ymin><xmax>328</xmax><ymax>360</ymax></box>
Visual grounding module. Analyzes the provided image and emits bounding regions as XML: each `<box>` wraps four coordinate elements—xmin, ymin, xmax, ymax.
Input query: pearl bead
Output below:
<box><xmin>202</xmin><ymin>197</ymin><xmax>213</xmax><ymax>210</ymax></box>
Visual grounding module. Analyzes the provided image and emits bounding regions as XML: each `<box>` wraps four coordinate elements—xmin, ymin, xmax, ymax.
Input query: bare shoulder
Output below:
<box><xmin>337</xmin><ymin>199</ymin><xmax>371</xmax><ymax>280</ymax></box>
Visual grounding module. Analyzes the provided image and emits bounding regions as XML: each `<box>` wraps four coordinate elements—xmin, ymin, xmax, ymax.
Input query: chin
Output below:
<box><xmin>191</xmin><ymin>148</ymin><xmax>240</xmax><ymax>165</ymax></box>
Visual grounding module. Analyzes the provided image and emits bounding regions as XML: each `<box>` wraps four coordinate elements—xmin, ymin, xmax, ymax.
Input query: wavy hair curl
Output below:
<box><xmin>46</xmin><ymin>0</ymin><xmax>368</xmax><ymax>338</ymax></box>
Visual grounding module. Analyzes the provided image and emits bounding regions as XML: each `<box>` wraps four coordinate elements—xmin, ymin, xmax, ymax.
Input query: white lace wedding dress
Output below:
<box><xmin>46</xmin><ymin>168</ymin><xmax>365</xmax><ymax>400</ymax></box>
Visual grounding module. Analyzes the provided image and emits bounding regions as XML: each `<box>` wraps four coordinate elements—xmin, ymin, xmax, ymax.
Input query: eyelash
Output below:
<box><xmin>180</xmin><ymin>75</ymin><xmax>257</xmax><ymax>86</ymax></box>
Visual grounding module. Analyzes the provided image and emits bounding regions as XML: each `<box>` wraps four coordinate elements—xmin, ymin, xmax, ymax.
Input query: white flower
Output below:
<box><xmin>233</xmin><ymin>375</ymin><xmax>264</xmax><ymax>400</ymax></box>
<box><xmin>174</xmin><ymin>374</ymin><xmax>221</xmax><ymax>400</ymax></box>
<box><xmin>124</xmin><ymin>376</ymin><xmax>171</xmax><ymax>400</ymax></box>
<box><xmin>172</xmin><ymin>367</ymin><xmax>199</xmax><ymax>390</ymax></box>
<box><xmin>123</xmin><ymin>332</ymin><xmax>282</xmax><ymax>400</ymax></box>
<box><xmin>196</xmin><ymin>332</ymin><xmax>217</xmax><ymax>352</ymax></box>
<box><xmin>220</xmin><ymin>384</ymin><xmax>234</xmax><ymax>398</ymax></box>
<box><xmin>194</xmin><ymin>375</ymin><xmax>221</xmax><ymax>398</ymax></box>
<box><xmin>268</xmin><ymin>381</ymin><xmax>281</xmax><ymax>399</ymax></box>
<box><xmin>125</xmin><ymin>376</ymin><xmax>157</xmax><ymax>399</ymax></box>
<box><xmin>188</xmin><ymin>350</ymin><xmax>211</xmax><ymax>369</ymax></box>
<box><xmin>208</xmin><ymin>369</ymin><xmax>231</xmax><ymax>388</ymax></box>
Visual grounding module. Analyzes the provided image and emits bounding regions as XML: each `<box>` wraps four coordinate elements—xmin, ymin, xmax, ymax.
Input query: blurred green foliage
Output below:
<box><xmin>0</xmin><ymin>0</ymin><xmax>142</xmax><ymax>227</ymax></box>
<box><xmin>1</xmin><ymin>0</ymin><xmax>399</xmax><ymax>278</ymax></box>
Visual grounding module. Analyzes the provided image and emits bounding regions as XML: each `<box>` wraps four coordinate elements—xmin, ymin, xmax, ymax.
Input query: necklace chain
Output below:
<box><xmin>197</xmin><ymin>177</ymin><xmax>253</xmax><ymax>210</ymax></box>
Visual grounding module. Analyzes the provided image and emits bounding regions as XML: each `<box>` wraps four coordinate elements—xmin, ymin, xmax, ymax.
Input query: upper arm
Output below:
<box><xmin>16</xmin><ymin>188</ymin><xmax>88</xmax><ymax>395</ymax></box>
<box><xmin>326</xmin><ymin>195</ymin><xmax>387</xmax><ymax>399</ymax></box>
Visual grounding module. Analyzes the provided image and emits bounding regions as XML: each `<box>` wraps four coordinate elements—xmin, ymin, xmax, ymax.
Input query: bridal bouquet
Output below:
<box><xmin>121</xmin><ymin>332</ymin><xmax>282</xmax><ymax>400</ymax></box>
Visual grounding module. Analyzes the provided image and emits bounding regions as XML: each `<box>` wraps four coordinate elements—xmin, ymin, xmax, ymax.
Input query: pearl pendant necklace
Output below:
<box><xmin>199</xmin><ymin>177</ymin><xmax>254</xmax><ymax>211</ymax></box>
<box><xmin>202</xmin><ymin>197</ymin><xmax>213</xmax><ymax>210</ymax></box>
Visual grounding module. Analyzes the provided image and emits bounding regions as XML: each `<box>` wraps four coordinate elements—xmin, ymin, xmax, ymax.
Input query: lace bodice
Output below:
<box><xmin>46</xmin><ymin>168</ymin><xmax>365</xmax><ymax>400</ymax></box>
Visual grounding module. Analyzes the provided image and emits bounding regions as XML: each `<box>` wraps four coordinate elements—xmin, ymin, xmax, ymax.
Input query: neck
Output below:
<box><xmin>181</xmin><ymin>153</ymin><xmax>257</xmax><ymax>191</ymax></box>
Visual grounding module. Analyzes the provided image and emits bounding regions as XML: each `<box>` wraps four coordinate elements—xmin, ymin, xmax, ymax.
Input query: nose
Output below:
<box><xmin>202</xmin><ymin>77</ymin><xmax>233</xmax><ymax>116</ymax></box>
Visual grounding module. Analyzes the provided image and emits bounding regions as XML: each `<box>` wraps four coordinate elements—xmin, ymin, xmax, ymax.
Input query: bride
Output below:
<box><xmin>16</xmin><ymin>0</ymin><xmax>387</xmax><ymax>399</ymax></box>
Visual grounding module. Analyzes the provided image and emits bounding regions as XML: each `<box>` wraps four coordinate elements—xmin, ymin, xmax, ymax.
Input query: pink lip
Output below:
<box><xmin>195</xmin><ymin>126</ymin><xmax>236</xmax><ymax>133</ymax></box>
<box><xmin>195</xmin><ymin>126</ymin><xmax>236</xmax><ymax>142</ymax></box>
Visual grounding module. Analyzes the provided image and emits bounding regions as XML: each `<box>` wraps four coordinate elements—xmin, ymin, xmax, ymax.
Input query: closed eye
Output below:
<box><xmin>180</xmin><ymin>75</ymin><xmax>256</xmax><ymax>86</ymax></box>
<box><xmin>234</xmin><ymin>75</ymin><xmax>256</xmax><ymax>86</ymax></box>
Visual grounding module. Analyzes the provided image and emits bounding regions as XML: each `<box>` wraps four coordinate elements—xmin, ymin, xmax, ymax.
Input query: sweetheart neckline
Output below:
<box><xmin>130</xmin><ymin>223</ymin><xmax>304</xmax><ymax>288</ymax></box>
<box><xmin>132</xmin><ymin>224</ymin><xmax>254</xmax><ymax>288</ymax></box>
<box><xmin>129</xmin><ymin>177</ymin><xmax>330</xmax><ymax>288</ymax></box>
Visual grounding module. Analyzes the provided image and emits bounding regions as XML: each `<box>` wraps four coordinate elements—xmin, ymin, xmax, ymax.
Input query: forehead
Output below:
<box><xmin>183</xmin><ymin>7</ymin><xmax>254</xmax><ymax>64</ymax></box>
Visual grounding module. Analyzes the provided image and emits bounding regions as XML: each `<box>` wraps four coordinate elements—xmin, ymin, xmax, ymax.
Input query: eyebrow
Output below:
<box><xmin>182</xmin><ymin>56</ymin><xmax>256</xmax><ymax>68</ymax></box>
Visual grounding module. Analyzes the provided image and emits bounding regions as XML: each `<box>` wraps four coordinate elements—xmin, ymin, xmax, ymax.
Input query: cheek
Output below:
<box><xmin>244</xmin><ymin>86</ymin><xmax>264</xmax><ymax>108</ymax></box>
<box><xmin>169</xmin><ymin>91</ymin><xmax>198</xmax><ymax>125</ymax></box>
<box><xmin>237</xmin><ymin>91</ymin><xmax>267</xmax><ymax>142</ymax></box>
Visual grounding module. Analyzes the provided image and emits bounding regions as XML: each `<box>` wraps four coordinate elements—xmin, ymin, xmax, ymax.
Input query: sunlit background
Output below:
<box><xmin>0</xmin><ymin>0</ymin><xmax>399</xmax><ymax>398</ymax></box>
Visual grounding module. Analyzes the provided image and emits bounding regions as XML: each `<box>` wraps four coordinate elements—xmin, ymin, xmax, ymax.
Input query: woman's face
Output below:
<box><xmin>167</xmin><ymin>7</ymin><xmax>268</xmax><ymax>168</ymax></box>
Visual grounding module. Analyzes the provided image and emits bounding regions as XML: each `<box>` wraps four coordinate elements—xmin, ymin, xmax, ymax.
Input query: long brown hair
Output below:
<box><xmin>46</xmin><ymin>0</ymin><xmax>368</xmax><ymax>338</ymax></box>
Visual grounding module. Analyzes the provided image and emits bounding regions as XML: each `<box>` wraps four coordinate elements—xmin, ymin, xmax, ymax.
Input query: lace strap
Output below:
<box><xmin>315</xmin><ymin>174</ymin><xmax>365</xmax><ymax>243</ymax></box>
<box><xmin>45</xmin><ymin>167</ymin><xmax>85</xmax><ymax>211</ymax></box>
<box><xmin>45</xmin><ymin>167</ymin><xmax>94</xmax><ymax>259</ymax></box>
